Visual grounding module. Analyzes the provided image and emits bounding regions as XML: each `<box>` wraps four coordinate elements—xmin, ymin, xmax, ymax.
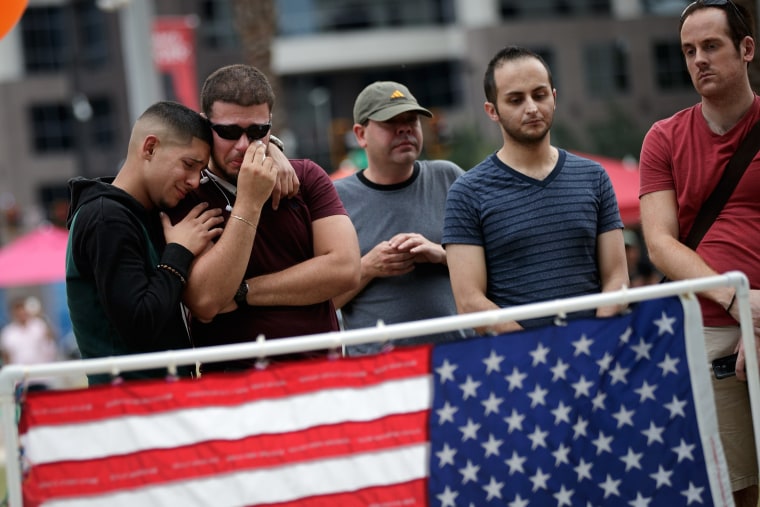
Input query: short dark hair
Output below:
<box><xmin>483</xmin><ymin>46</ymin><xmax>554</xmax><ymax>105</ymax></box>
<box><xmin>201</xmin><ymin>64</ymin><xmax>275</xmax><ymax>118</ymax></box>
<box><xmin>138</xmin><ymin>101</ymin><xmax>212</xmax><ymax>147</ymax></box>
<box><xmin>679</xmin><ymin>0</ymin><xmax>754</xmax><ymax>51</ymax></box>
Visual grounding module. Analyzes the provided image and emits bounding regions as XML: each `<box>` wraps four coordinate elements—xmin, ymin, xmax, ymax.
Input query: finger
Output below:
<box><xmin>189</xmin><ymin>201</ymin><xmax>210</xmax><ymax>218</ymax></box>
<box><xmin>271</xmin><ymin>180</ymin><xmax>282</xmax><ymax>210</ymax></box>
<box><xmin>159</xmin><ymin>211</ymin><xmax>172</xmax><ymax>232</ymax></box>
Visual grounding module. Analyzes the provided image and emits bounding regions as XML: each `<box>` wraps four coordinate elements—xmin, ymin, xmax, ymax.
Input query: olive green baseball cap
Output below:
<box><xmin>353</xmin><ymin>81</ymin><xmax>433</xmax><ymax>125</ymax></box>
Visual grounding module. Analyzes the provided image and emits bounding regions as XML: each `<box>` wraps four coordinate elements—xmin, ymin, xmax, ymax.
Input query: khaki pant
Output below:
<box><xmin>705</xmin><ymin>326</ymin><xmax>759</xmax><ymax>491</ymax></box>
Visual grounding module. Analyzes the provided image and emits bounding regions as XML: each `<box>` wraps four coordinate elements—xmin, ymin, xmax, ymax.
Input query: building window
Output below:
<box><xmin>583</xmin><ymin>41</ymin><xmax>629</xmax><ymax>97</ymax></box>
<box><xmin>21</xmin><ymin>6</ymin><xmax>67</xmax><ymax>73</ymax></box>
<box><xmin>75</xmin><ymin>1</ymin><xmax>110</xmax><ymax>69</ymax></box>
<box><xmin>199</xmin><ymin>0</ymin><xmax>240</xmax><ymax>49</ymax></box>
<box><xmin>653</xmin><ymin>41</ymin><xmax>692</xmax><ymax>90</ymax></box>
<box><xmin>500</xmin><ymin>0</ymin><xmax>610</xmax><ymax>19</ymax></box>
<box><xmin>29</xmin><ymin>104</ymin><xmax>74</xmax><ymax>153</ymax></box>
<box><xmin>89</xmin><ymin>97</ymin><xmax>116</xmax><ymax>149</ymax></box>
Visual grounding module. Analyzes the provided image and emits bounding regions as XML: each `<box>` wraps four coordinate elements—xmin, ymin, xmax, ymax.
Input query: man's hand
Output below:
<box><xmin>266</xmin><ymin>139</ymin><xmax>300</xmax><ymax>210</ymax></box>
<box><xmin>161</xmin><ymin>202</ymin><xmax>223</xmax><ymax>256</ymax></box>
<box><xmin>388</xmin><ymin>232</ymin><xmax>447</xmax><ymax>265</ymax></box>
<box><xmin>362</xmin><ymin>241</ymin><xmax>416</xmax><ymax>279</ymax></box>
<box><xmin>236</xmin><ymin>142</ymin><xmax>279</xmax><ymax>213</ymax></box>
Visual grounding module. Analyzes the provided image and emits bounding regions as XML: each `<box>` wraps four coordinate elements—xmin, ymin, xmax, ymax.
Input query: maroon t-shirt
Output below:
<box><xmin>169</xmin><ymin>159</ymin><xmax>347</xmax><ymax>364</ymax></box>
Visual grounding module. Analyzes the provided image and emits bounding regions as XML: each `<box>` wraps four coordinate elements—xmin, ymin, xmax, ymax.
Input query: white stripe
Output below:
<box><xmin>24</xmin><ymin>375</ymin><xmax>432</xmax><ymax>464</ymax></box>
<box><xmin>43</xmin><ymin>444</ymin><xmax>429</xmax><ymax>507</ymax></box>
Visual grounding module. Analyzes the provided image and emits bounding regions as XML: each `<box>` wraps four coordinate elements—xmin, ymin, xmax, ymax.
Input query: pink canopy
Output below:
<box><xmin>573</xmin><ymin>152</ymin><xmax>641</xmax><ymax>226</ymax></box>
<box><xmin>0</xmin><ymin>225</ymin><xmax>68</xmax><ymax>288</ymax></box>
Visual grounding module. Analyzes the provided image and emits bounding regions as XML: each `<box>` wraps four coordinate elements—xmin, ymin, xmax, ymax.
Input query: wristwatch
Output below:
<box><xmin>269</xmin><ymin>134</ymin><xmax>285</xmax><ymax>152</ymax></box>
<box><xmin>234</xmin><ymin>280</ymin><xmax>249</xmax><ymax>307</ymax></box>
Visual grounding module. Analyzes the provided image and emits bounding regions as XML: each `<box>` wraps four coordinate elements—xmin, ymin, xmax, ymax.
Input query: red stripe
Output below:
<box><xmin>252</xmin><ymin>478</ymin><xmax>428</xmax><ymax>507</ymax></box>
<box><xmin>19</xmin><ymin>346</ymin><xmax>431</xmax><ymax>430</ymax></box>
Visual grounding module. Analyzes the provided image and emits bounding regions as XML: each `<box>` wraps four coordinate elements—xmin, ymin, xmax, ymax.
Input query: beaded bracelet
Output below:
<box><xmin>231</xmin><ymin>214</ymin><xmax>257</xmax><ymax>229</ymax></box>
<box><xmin>157</xmin><ymin>264</ymin><xmax>187</xmax><ymax>285</ymax></box>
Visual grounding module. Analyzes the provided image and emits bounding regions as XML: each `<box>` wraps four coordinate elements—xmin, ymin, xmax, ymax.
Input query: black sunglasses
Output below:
<box><xmin>209</xmin><ymin>122</ymin><xmax>271</xmax><ymax>141</ymax></box>
<box><xmin>680</xmin><ymin>0</ymin><xmax>750</xmax><ymax>34</ymax></box>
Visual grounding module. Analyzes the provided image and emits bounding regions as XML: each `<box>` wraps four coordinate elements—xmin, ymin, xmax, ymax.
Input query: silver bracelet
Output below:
<box><xmin>269</xmin><ymin>134</ymin><xmax>284</xmax><ymax>152</ymax></box>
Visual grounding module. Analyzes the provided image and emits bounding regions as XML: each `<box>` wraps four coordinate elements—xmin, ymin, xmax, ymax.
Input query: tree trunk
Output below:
<box><xmin>230</xmin><ymin>0</ymin><xmax>287</xmax><ymax>129</ymax></box>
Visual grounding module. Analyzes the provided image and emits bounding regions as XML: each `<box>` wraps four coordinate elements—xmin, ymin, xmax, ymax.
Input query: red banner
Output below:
<box><xmin>152</xmin><ymin>16</ymin><xmax>199</xmax><ymax>111</ymax></box>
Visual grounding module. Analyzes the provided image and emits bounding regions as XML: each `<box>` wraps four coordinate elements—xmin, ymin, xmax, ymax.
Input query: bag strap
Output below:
<box><xmin>682</xmin><ymin>119</ymin><xmax>760</xmax><ymax>250</ymax></box>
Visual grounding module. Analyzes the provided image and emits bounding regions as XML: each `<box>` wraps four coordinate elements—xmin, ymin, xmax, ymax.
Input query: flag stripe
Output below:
<box><xmin>23</xmin><ymin>376</ymin><xmax>431</xmax><ymax>464</ymax></box>
<box><xmin>41</xmin><ymin>446</ymin><xmax>428</xmax><ymax>507</ymax></box>
<box><xmin>25</xmin><ymin>412</ymin><xmax>428</xmax><ymax>499</ymax></box>
<box><xmin>20</xmin><ymin>347</ymin><xmax>430</xmax><ymax>427</ymax></box>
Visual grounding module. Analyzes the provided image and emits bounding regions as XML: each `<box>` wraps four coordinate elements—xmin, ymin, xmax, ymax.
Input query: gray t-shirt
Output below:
<box><xmin>335</xmin><ymin>160</ymin><xmax>467</xmax><ymax>354</ymax></box>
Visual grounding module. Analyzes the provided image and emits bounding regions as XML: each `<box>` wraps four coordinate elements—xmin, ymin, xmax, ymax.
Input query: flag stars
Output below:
<box><xmin>599</xmin><ymin>474</ymin><xmax>622</xmax><ymax>498</ymax></box>
<box><xmin>591</xmin><ymin>391</ymin><xmax>607</xmax><ymax>411</ymax></box>
<box><xmin>612</xmin><ymin>405</ymin><xmax>636</xmax><ymax>428</ymax></box>
<box><xmin>552</xmin><ymin>443</ymin><xmax>572</xmax><ymax>466</ymax></box>
<box><xmin>597</xmin><ymin>352</ymin><xmax>614</xmax><ymax>373</ymax></box>
<box><xmin>435</xmin><ymin>442</ymin><xmax>457</xmax><ymax>468</ymax></box>
<box><xmin>554</xmin><ymin>484</ymin><xmax>574</xmax><ymax>506</ymax></box>
<box><xmin>436</xmin><ymin>401</ymin><xmax>458</xmax><ymax>425</ymax></box>
<box><xmin>458</xmin><ymin>418</ymin><xmax>481</xmax><ymax>442</ymax></box>
<box><xmin>483</xmin><ymin>350</ymin><xmax>504</xmax><ymax>374</ymax></box>
<box><xmin>436</xmin><ymin>486</ymin><xmax>458</xmax><ymax>507</ymax></box>
<box><xmin>650</xmin><ymin>465</ymin><xmax>673</xmax><ymax>488</ymax></box>
<box><xmin>641</xmin><ymin>421</ymin><xmax>665</xmax><ymax>445</ymax></box>
<box><xmin>527</xmin><ymin>426</ymin><xmax>550</xmax><ymax>449</ymax></box>
<box><xmin>528</xmin><ymin>384</ymin><xmax>549</xmax><ymax>407</ymax></box>
<box><xmin>609</xmin><ymin>362</ymin><xmax>630</xmax><ymax>385</ymax></box>
<box><xmin>572</xmin><ymin>334</ymin><xmax>594</xmax><ymax>356</ymax></box>
<box><xmin>551</xmin><ymin>358</ymin><xmax>570</xmax><ymax>381</ymax></box>
<box><xmin>672</xmin><ymin>439</ymin><xmax>696</xmax><ymax>462</ymax></box>
<box><xmin>658</xmin><ymin>354</ymin><xmax>680</xmax><ymax>376</ymax></box>
<box><xmin>572</xmin><ymin>416</ymin><xmax>589</xmax><ymax>439</ymax></box>
<box><xmin>592</xmin><ymin>431</ymin><xmax>614</xmax><ymax>455</ymax></box>
<box><xmin>530</xmin><ymin>343</ymin><xmax>550</xmax><ymax>366</ymax></box>
<box><xmin>459</xmin><ymin>375</ymin><xmax>481</xmax><ymax>400</ymax></box>
<box><xmin>551</xmin><ymin>400</ymin><xmax>572</xmax><ymax>425</ymax></box>
<box><xmin>629</xmin><ymin>492</ymin><xmax>652</xmax><ymax>507</ymax></box>
<box><xmin>634</xmin><ymin>380</ymin><xmax>658</xmax><ymax>403</ymax></box>
<box><xmin>481</xmin><ymin>433</ymin><xmax>504</xmax><ymax>458</ymax></box>
<box><xmin>508</xmin><ymin>494</ymin><xmax>529</xmax><ymax>507</ymax></box>
<box><xmin>529</xmin><ymin>467</ymin><xmax>551</xmax><ymax>491</ymax></box>
<box><xmin>504</xmin><ymin>409</ymin><xmax>526</xmax><ymax>433</ymax></box>
<box><xmin>505</xmin><ymin>450</ymin><xmax>526</xmax><ymax>475</ymax></box>
<box><xmin>505</xmin><ymin>367</ymin><xmax>527</xmax><ymax>391</ymax></box>
<box><xmin>571</xmin><ymin>375</ymin><xmax>594</xmax><ymax>398</ymax></box>
<box><xmin>574</xmin><ymin>458</ymin><xmax>593</xmax><ymax>481</ymax></box>
<box><xmin>631</xmin><ymin>337</ymin><xmax>653</xmax><ymax>361</ymax></box>
<box><xmin>681</xmin><ymin>481</ymin><xmax>705</xmax><ymax>504</ymax></box>
<box><xmin>483</xmin><ymin>476</ymin><xmax>505</xmax><ymax>501</ymax></box>
<box><xmin>435</xmin><ymin>359</ymin><xmax>457</xmax><ymax>384</ymax></box>
<box><xmin>481</xmin><ymin>392</ymin><xmax>504</xmax><ymax>416</ymax></box>
<box><xmin>458</xmin><ymin>460</ymin><xmax>480</xmax><ymax>484</ymax></box>
<box><xmin>620</xmin><ymin>447</ymin><xmax>644</xmax><ymax>471</ymax></box>
<box><xmin>654</xmin><ymin>311</ymin><xmax>677</xmax><ymax>335</ymax></box>
<box><xmin>664</xmin><ymin>395</ymin><xmax>687</xmax><ymax>419</ymax></box>
<box><xmin>619</xmin><ymin>326</ymin><xmax>633</xmax><ymax>343</ymax></box>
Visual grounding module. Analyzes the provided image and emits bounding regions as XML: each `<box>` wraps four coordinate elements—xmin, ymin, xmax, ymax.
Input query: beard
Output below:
<box><xmin>501</xmin><ymin>118</ymin><xmax>552</xmax><ymax>145</ymax></box>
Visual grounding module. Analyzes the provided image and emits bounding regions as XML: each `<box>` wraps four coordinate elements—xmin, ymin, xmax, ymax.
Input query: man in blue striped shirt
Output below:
<box><xmin>443</xmin><ymin>46</ymin><xmax>629</xmax><ymax>334</ymax></box>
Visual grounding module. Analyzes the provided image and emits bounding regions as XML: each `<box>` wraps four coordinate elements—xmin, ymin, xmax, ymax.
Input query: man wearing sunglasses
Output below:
<box><xmin>168</xmin><ymin>64</ymin><xmax>360</xmax><ymax>372</ymax></box>
<box><xmin>640</xmin><ymin>1</ymin><xmax>760</xmax><ymax>504</ymax></box>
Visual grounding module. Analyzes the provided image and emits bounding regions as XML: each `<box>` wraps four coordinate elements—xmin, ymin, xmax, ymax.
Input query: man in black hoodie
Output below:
<box><xmin>66</xmin><ymin>101</ymin><xmax>277</xmax><ymax>384</ymax></box>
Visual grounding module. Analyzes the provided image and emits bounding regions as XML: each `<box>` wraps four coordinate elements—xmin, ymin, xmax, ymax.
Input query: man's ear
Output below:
<box><xmin>484</xmin><ymin>101</ymin><xmax>499</xmax><ymax>122</ymax></box>
<box><xmin>352</xmin><ymin>123</ymin><xmax>368</xmax><ymax>148</ymax></box>
<box><xmin>142</xmin><ymin>135</ymin><xmax>158</xmax><ymax>160</ymax></box>
<box><xmin>742</xmin><ymin>35</ymin><xmax>755</xmax><ymax>63</ymax></box>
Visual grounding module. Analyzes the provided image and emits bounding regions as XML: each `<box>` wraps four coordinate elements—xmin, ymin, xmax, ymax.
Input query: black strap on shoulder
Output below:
<box><xmin>682</xmin><ymin>119</ymin><xmax>760</xmax><ymax>250</ymax></box>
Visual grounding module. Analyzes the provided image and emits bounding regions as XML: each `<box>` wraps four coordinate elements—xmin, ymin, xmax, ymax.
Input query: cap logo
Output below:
<box><xmin>390</xmin><ymin>90</ymin><xmax>406</xmax><ymax>99</ymax></box>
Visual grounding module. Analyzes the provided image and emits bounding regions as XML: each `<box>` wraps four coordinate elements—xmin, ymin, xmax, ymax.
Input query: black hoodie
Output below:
<box><xmin>66</xmin><ymin>176</ymin><xmax>194</xmax><ymax>383</ymax></box>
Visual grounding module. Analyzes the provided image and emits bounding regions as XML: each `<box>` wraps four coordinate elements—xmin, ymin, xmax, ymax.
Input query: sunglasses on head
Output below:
<box><xmin>681</xmin><ymin>0</ymin><xmax>750</xmax><ymax>34</ymax></box>
<box><xmin>209</xmin><ymin>122</ymin><xmax>271</xmax><ymax>141</ymax></box>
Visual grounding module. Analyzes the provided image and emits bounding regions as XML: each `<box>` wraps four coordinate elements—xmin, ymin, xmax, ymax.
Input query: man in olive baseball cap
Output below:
<box><xmin>353</xmin><ymin>81</ymin><xmax>433</xmax><ymax>125</ymax></box>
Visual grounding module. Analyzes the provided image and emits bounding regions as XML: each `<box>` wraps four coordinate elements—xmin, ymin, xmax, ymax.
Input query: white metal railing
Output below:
<box><xmin>0</xmin><ymin>271</ymin><xmax>756</xmax><ymax>506</ymax></box>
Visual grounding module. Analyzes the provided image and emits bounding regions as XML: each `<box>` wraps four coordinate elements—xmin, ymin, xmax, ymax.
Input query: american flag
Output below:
<box><xmin>17</xmin><ymin>295</ymin><xmax>731</xmax><ymax>506</ymax></box>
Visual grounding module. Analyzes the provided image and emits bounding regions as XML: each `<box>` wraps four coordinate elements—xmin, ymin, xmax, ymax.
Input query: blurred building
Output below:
<box><xmin>0</xmin><ymin>0</ymin><xmax>697</xmax><ymax>235</ymax></box>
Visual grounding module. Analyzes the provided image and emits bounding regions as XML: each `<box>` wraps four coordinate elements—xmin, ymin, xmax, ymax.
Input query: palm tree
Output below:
<box><xmin>230</xmin><ymin>0</ymin><xmax>288</xmax><ymax>130</ymax></box>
